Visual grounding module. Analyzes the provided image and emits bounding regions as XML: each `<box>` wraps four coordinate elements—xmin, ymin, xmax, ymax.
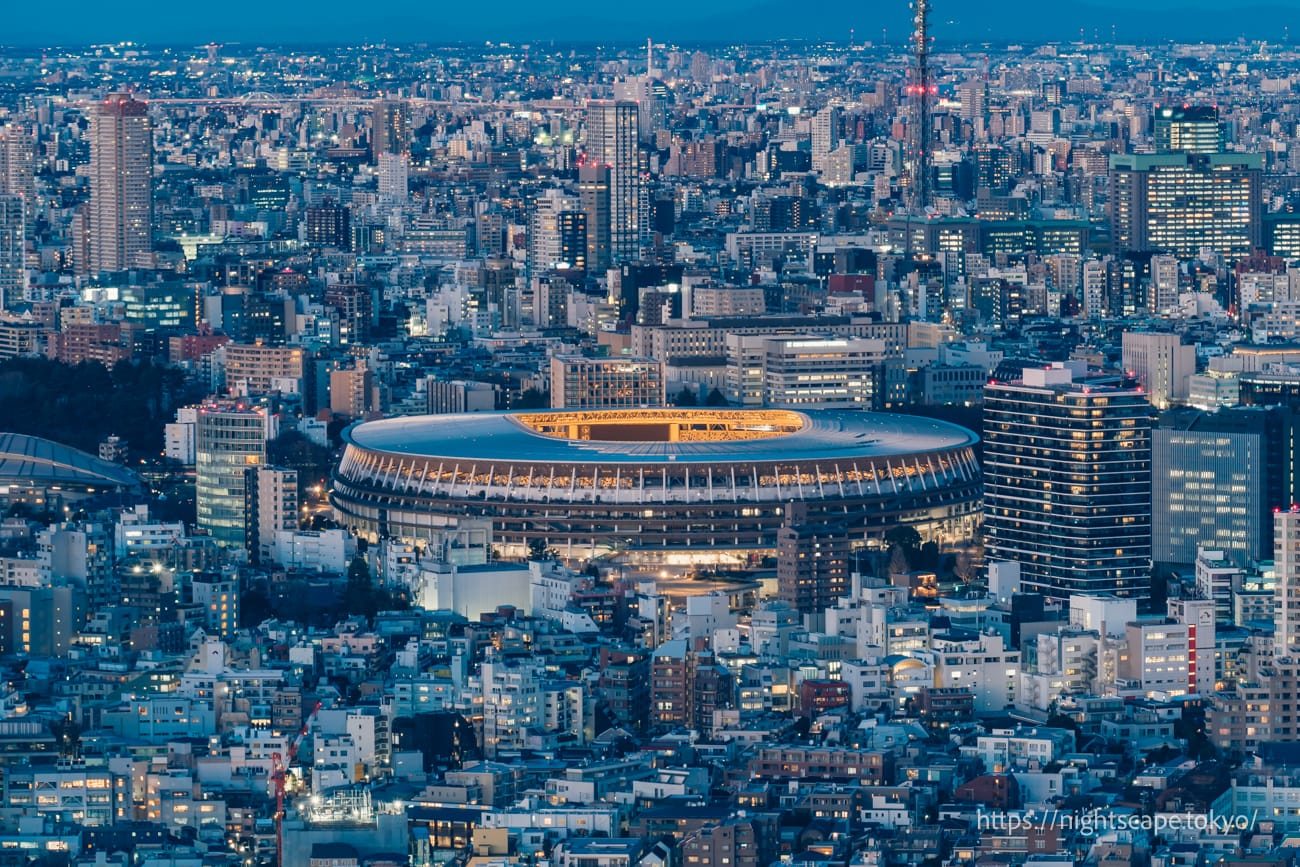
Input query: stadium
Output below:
<box><xmin>331</xmin><ymin>409</ymin><xmax>982</xmax><ymax>566</ymax></box>
<box><xmin>0</xmin><ymin>432</ymin><xmax>142</xmax><ymax>509</ymax></box>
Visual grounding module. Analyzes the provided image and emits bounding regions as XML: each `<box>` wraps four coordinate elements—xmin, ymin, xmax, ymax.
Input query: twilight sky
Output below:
<box><xmin>5</xmin><ymin>0</ymin><xmax>1300</xmax><ymax>46</ymax></box>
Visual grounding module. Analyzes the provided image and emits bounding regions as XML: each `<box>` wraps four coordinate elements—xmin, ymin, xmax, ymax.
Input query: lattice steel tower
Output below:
<box><xmin>906</xmin><ymin>0</ymin><xmax>933</xmax><ymax>212</ymax></box>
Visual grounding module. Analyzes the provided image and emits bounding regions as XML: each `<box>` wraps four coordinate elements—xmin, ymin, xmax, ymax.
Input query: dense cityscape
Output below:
<box><xmin>3</xmin><ymin>18</ymin><xmax>1300</xmax><ymax>867</ymax></box>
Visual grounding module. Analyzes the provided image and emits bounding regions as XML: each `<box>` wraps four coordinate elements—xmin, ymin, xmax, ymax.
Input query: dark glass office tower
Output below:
<box><xmin>1153</xmin><ymin>406</ymin><xmax>1300</xmax><ymax>567</ymax></box>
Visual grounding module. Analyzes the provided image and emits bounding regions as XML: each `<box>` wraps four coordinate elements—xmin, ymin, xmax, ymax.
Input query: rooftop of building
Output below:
<box><xmin>343</xmin><ymin>409</ymin><xmax>978</xmax><ymax>465</ymax></box>
<box><xmin>0</xmin><ymin>432</ymin><xmax>141</xmax><ymax>491</ymax></box>
<box><xmin>986</xmin><ymin>361</ymin><xmax>1141</xmax><ymax>395</ymax></box>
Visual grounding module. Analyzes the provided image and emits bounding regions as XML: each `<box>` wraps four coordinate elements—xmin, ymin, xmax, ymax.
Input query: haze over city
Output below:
<box><xmin>6</xmin><ymin>0</ymin><xmax>1300</xmax><ymax>43</ymax></box>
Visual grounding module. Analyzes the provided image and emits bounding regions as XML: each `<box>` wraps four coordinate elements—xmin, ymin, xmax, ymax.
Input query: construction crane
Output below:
<box><xmin>272</xmin><ymin>702</ymin><xmax>323</xmax><ymax>867</ymax></box>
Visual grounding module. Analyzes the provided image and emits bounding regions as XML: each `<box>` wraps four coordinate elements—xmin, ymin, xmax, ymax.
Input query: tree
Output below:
<box><xmin>673</xmin><ymin>386</ymin><xmax>698</xmax><ymax>407</ymax></box>
<box><xmin>527</xmin><ymin>538</ymin><xmax>558</xmax><ymax>561</ymax></box>
<box><xmin>516</xmin><ymin>388</ymin><xmax>549</xmax><ymax>409</ymax></box>
<box><xmin>918</xmin><ymin>541</ymin><xmax>940</xmax><ymax>571</ymax></box>
<box><xmin>1045</xmin><ymin>712</ymin><xmax>1079</xmax><ymax>734</ymax></box>
<box><xmin>309</xmin><ymin>514</ymin><xmax>341</xmax><ymax>532</ymax></box>
<box><xmin>884</xmin><ymin>526</ymin><xmax>922</xmax><ymax>551</ymax></box>
<box><xmin>240</xmin><ymin>585</ymin><xmax>273</xmax><ymax>627</ymax></box>
<box><xmin>345</xmin><ymin>555</ymin><xmax>378</xmax><ymax>621</ymax></box>
<box><xmin>0</xmin><ymin>357</ymin><xmax>199</xmax><ymax>456</ymax></box>
<box><xmin>883</xmin><ymin>526</ymin><xmax>923</xmax><ymax>578</ymax></box>
<box><xmin>888</xmin><ymin>545</ymin><xmax>911</xmax><ymax>576</ymax></box>
<box><xmin>1173</xmin><ymin>712</ymin><xmax>1215</xmax><ymax>760</ymax></box>
<box><xmin>50</xmin><ymin>715</ymin><xmax>81</xmax><ymax>760</ymax></box>
<box><xmin>705</xmin><ymin>388</ymin><xmax>728</xmax><ymax>407</ymax></box>
<box><xmin>268</xmin><ymin>430</ymin><xmax>335</xmax><ymax>492</ymax></box>
<box><xmin>953</xmin><ymin>551</ymin><xmax>977</xmax><ymax>584</ymax></box>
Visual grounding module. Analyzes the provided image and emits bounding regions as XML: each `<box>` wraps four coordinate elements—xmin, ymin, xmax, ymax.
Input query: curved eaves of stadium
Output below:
<box><xmin>0</xmin><ymin>432</ymin><xmax>141</xmax><ymax>496</ymax></box>
<box><xmin>331</xmin><ymin>409</ymin><xmax>982</xmax><ymax>564</ymax></box>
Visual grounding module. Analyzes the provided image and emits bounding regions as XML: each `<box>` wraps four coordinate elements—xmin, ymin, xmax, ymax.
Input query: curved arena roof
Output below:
<box><xmin>332</xmin><ymin>409</ymin><xmax>982</xmax><ymax>560</ymax></box>
<box><xmin>0</xmin><ymin>433</ymin><xmax>141</xmax><ymax>491</ymax></box>
<box><xmin>343</xmin><ymin>409</ymin><xmax>977</xmax><ymax>465</ymax></box>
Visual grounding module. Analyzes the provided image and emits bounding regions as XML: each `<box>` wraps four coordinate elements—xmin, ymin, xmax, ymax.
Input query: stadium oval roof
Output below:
<box><xmin>343</xmin><ymin>408</ymin><xmax>978</xmax><ymax>465</ymax></box>
<box><xmin>0</xmin><ymin>433</ymin><xmax>141</xmax><ymax>491</ymax></box>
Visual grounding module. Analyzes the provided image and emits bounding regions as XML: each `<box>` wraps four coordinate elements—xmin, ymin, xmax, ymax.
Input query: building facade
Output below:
<box><xmin>550</xmin><ymin>355</ymin><xmax>665</xmax><ymax>409</ymax></box>
<box><xmin>1121</xmin><ymin>331</ymin><xmax>1194</xmax><ymax>409</ymax></box>
<box><xmin>776</xmin><ymin>515</ymin><xmax>850</xmax><ymax>617</ymax></box>
<box><xmin>0</xmin><ymin>195</ymin><xmax>23</xmax><ymax>310</ymax></box>
<box><xmin>726</xmin><ymin>335</ymin><xmax>886</xmax><ymax>409</ymax></box>
<box><xmin>1153</xmin><ymin>105</ymin><xmax>1226</xmax><ymax>155</ymax></box>
<box><xmin>1152</xmin><ymin>407</ymin><xmax>1297</xmax><ymax>566</ymax></box>
<box><xmin>1109</xmin><ymin>152</ymin><xmax>1263</xmax><ymax>259</ymax></box>
<box><xmin>221</xmin><ymin>343</ymin><xmax>305</xmax><ymax>397</ymax></box>
<box><xmin>249</xmin><ymin>465</ymin><xmax>299</xmax><ymax>565</ymax></box>
<box><xmin>584</xmin><ymin>101</ymin><xmax>642</xmax><ymax>265</ymax></box>
<box><xmin>983</xmin><ymin>363</ymin><xmax>1152</xmax><ymax>599</ymax></box>
<box><xmin>88</xmin><ymin>93</ymin><xmax>152</xmax><ymax>274</ymax></box>
<box><xmin>195</xmin><ymin>402</ymin><xmax>273</xmax><ymax>547</ymax></box>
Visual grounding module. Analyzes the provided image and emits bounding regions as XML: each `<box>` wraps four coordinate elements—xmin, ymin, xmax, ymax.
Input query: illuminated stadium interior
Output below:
<box><xmin>513</xmin><ymin>409</ymin><xmax>806</xmax><ymax>443</ymax></box>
